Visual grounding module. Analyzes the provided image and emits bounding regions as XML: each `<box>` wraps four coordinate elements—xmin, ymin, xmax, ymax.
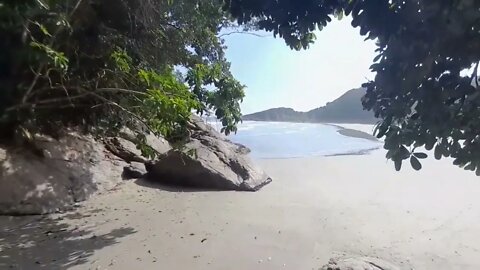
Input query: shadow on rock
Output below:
<box><xmin>134</xmin><ymin>177</ymin><xmax>226</xmax><ymax>193</ymax></box>
<box><xmin>0</xmin><ymin>213</ymin><xmax>135</xmax><ymax>269</ymax></box>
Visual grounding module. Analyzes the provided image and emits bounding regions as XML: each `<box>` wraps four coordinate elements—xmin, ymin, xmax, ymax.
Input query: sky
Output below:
<box><xmin>223</xmin><ymin>17</ymin><xmax>378</xmax><ymax>114</ymax></box>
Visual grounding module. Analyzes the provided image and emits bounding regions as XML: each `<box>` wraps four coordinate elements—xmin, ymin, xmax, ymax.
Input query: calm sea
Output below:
<box><xmin>210</xmin><ymin>121</ymin><xmax>381</xmax><ymax>159</ymax></box>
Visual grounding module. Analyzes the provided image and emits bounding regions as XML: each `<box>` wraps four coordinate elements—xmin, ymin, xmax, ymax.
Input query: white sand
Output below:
<box><xmin>2</xmin><ymin>150</ymin><xmax>480</xmax><ymax>269</ymax></box>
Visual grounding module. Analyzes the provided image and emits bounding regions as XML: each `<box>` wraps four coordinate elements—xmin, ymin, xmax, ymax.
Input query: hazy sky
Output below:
<box><xmin>223</xmin><ymin>17</ymin><xmax>378</xmax><ymax>114</ymax></box>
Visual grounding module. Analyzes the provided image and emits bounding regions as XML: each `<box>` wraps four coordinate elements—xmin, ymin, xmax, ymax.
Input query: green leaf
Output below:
<box><xmin>434</xmin><ymin>144</ymin><xmax>442</xmax><ymax>160</ymax></box>
<box><xmin>373</xmin><ymin>54</ymin><xmax>382</xmax><ymax>62</ymax></box>
<box><xmin>394</xmin><ymin>159</ymin><xmax>402</xmax><ymax>171</ymax></box>
<box><xmin>34</xmin><ymin>22</ymin><xmax>52</xmax><ymax>37</ymax></box>
<box><xmin>385</xmin><ymin>149</ymin><xmax>395</xmax><ymax>159</ymax></box>
<box><xmin>399</xmin><ymin>146</ymin><xmax>410</xmax><ymax>159</ymax></box>
<box><xmin>464</xmin><ymin>162</ymin><xmax>476</xmax><ymax>171</ymax></box>
<box><xmin>425</xmin><ymin>139</ymin><xmax>435</xmax><ymax>150</ymax></box>
<box><xmin>410</xmin><ymin>156</ymin><xmax>422</xmax><ymax>171</ymax></box>
<box><xmin>334</xmin><ymin>9</ymin><xmax>344</xmax><ymax>20</ymax></box>
<box><xmin>30</xmin><ymin>41</ymin><xmax>69</xmax><ymax>72</ymax></box>
<box><xmin>374</xmin><ymin>124</ymin><xmax>387</xmax><ymax>138</ymax></box>
<box><xmin>413</xmin><ymin>152</ymin><xmax>427</xmax><ymax>159</ymax></box>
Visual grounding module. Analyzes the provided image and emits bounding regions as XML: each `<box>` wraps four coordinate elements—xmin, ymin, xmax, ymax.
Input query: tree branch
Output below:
<box><xmin>96</xmin><ymin>88</ymin><xmax>148</xmax><ymax>96</ymax></box>
<box><xmin>86</xmin><ymin>91</ymin><xmax>157</xmax><ymax>136</ymax></box>
<box><xmin>10</xmin><ymin>86</ymin><xmax>148</xmax><ymax>112</ymax></box>
<box><xmin>8</xmin><ymin>93</ymin><xmax>91</xmax><ymax>112</ymax></box>
<box><xmin>218</xmin><ymin>31</ymin><xmax>269</xmax><ymax>38</ymax></box>
<box><xmin>22</xmin><ymin>0</ymin><xmax>85</xmax><ymax>103</ymax></box>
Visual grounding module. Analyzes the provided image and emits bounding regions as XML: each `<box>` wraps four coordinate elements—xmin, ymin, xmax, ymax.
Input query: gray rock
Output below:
<box><xmin>123</xmin><ymin>162</ymin><xmax>147</xmax><ymax>179</ymax></box>
<box><xmin>0</xmin><ymin>132</ymin><xmax>127</xmax><ymax>215</ymax></box>
<box><xmin>104</xmin><ymin>137</ymin><xmax>148</xmax><ymax>163</ymax></box>
<box><xmin>146</xmin><ymin>116</ymin><xmax>272</xmax><ymax>191</ymax></box>
<box><xmin>118</xmin><ymin>128</ymin><xmax>172</xmax><ymax>156</ymax></box>
<box><xmin>0</xmin><ymin>127</ymin><xmax>172</xmax><ymax>215</ymax></box>
<box><xmin>321</xmin><ymin>256</ymin><xmax>401</xmax><ymax>270</ymax></box>
<box><xmin>145</xmin><ymin>133</ymin><xmax>172</xmax><ymax>154</ymax></box>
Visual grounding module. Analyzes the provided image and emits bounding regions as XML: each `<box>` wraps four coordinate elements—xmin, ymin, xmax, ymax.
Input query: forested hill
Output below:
<box><xmin>243</xmin><ymin>88</ymin><xmax>377</xmax><ymax>124</ymax></box>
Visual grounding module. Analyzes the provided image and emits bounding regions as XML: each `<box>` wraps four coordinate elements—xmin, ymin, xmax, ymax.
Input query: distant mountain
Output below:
<box><xmin>243</xmin><ymin>107</ymin><xmax>305</xmax><ymax>122</ymax></box>
<box><xmin>243</xmin><ymin>88</ymin><xmax>377</xmax><ymax>124</ymax></box>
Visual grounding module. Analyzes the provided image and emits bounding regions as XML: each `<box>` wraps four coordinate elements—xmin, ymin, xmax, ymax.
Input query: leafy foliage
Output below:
<box><xmin>0</xmin><ymin>0</ymin><xmax>245</xmax><ymax>156</ymax></box>
<box><xmin>186</xmin><ymin>63</ymin><xmax>244</xmax><ymax>134</ymax></box>
<box><xmin>226</xmin><ymin>0</ymin><xmax>480</xmax><ymax>173</ymax></box>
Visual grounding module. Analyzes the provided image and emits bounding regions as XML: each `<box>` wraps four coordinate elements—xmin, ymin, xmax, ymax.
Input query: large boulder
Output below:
<box><xmin>0</xmin><ymin>131</ymin><xmax>171</xmax><ymax>215</ymax></box>
<box><xmin>146</xmin><ymin>116</ymin><xmax>272</xmax><ymax>191</ymax></box>
<box><xmin>0</xmin><ymin>133</ymin><xmax>122</xmax><ymax>215</ymax></box>
<box><xmin>321</xmin><ymin>256</ymin><xmax>401</xmax><ymax>270</ymax></box>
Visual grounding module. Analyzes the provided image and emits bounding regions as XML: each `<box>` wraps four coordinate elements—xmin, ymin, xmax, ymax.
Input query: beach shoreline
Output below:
<box><xmin>228</xmin><ymin>120</ymin><xmax>381</xmax><ymax>159</ymax></box>
<box><xmin>325</xmin><ymin>122</ymin><xmax>378</xmax><ymax>141</ymax></box>
<box><xmin>1</xmin><ymin>125</ymin><xmax>480</xmax><ymax>270</ymax></box>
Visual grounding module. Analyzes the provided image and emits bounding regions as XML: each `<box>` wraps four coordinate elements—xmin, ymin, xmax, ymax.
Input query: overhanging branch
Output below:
<box><xmin>218</xmin><ymin>31</ymin><xmax>268</xmax><ymax>38</ymax></box>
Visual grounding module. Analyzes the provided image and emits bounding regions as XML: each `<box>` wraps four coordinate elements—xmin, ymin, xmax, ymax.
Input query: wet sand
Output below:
<box><xmin>327</xmin><ymin>123</ymin><xmax>379</xmax><ymax>142</ymax></box>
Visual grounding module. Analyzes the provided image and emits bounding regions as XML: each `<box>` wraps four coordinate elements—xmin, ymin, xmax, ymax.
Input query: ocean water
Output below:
<box><xmin>211</xmin><ymin>121</ymin><xmax>381</xmax><ymax>159</ymax></box>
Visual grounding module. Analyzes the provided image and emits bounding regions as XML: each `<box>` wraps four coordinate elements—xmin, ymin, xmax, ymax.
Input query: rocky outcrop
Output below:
<box><xmin>321</xmin><ymin>256</ymin><xmax>401</xmax><ymax>270</ymax></box>
<box><xmin>104</xmin><ymin>130</ymin><xmax>172</xmax><ymax>164</ymax></box>
<box><xmin>0</xmin><ymin>116</ymin><xmax>270</xmax><ymax>214</ymax></box>
<box><xmin>0</xmin><ymin>131</ymin><xmax>170</xmax><ymax>215</ymax></box>
<box><xmin>0</xmin><ymin>133</ymin><xmax>119</xmax><ymax>215</ymax></box>
<box><xmin>146</xmin><ymin>116</ymin><xmax>272</xmax><ymax>191</ymax></box>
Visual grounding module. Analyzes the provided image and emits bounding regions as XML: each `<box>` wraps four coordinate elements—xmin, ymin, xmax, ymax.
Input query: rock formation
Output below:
<box><xmin>146</xmin><ymin>116</ymin><xmax>272</xmax><ymax>191</ymax></box>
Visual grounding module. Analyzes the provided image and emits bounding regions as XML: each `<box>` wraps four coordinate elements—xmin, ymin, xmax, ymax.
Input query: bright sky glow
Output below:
<box><xmin>223</xmin><ymin>17</ymin><xmax>378</xmax><ymax>114</ymax></box>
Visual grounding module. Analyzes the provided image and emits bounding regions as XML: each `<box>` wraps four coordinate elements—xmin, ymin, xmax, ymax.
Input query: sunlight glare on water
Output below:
<box><xmin>211</xmin><ymin>121</ymin><xmax>381</xmax><ymax>159</ymax></box>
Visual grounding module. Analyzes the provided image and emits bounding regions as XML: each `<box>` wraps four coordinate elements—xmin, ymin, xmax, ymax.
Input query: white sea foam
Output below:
<box><xmin>226</xmin><ymin>121</ymin><xmax>381</xmax><ymax>159</ymax></box>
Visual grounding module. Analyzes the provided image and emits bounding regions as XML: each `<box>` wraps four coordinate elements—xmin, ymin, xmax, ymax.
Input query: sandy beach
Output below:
<box><xmin>2</xmin><ymin>143</ymin><xmax>480</xmax><ymax>269</ymax></box>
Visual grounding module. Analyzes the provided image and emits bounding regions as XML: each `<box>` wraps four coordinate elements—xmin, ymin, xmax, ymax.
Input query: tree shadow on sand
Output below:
<box><xmin>0</xmin><ymin>211</ymin><xmax>136</xmax><ymax>269</ymax></box>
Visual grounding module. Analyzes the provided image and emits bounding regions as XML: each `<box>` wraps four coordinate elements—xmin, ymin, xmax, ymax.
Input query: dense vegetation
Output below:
<box><xmin>226</xmin><ymin>0</ymin><xmax>480</xmax><ymax>173</ymax></box>
<box><xmin>3</xmin><ymin>0</ymin><xmax>480</xmax><ymax>173</ymax></box>
<box><xmin>0</xmin><ymin>0</ymin><xmax>245</xmax><ymax>157</ymax></box>
<box><xmin>244</xmin><ymin>88</ymin><xmax>376</xmax><ymax>124</ymax></box>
